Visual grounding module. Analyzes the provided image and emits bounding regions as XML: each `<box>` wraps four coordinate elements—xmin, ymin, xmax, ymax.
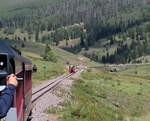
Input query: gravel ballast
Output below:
<box><xmin>31</xmin><ymin>69</ymin><xmax>83</xmax><ymax>121</ymax></box>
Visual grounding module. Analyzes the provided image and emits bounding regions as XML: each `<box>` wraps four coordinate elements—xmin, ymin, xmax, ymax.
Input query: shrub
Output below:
<box><xmin>45</xmin><ymin>51</ymin><xmax>57</xmax><ymax>62</ymax></box>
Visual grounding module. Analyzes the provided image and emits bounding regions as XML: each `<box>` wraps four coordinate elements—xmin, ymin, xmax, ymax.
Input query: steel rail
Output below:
<box><xmin>32</xmin><ymin>73</ymin><xmax>74</xmax><ymax>103</ymax></box>
<box><xmin>32</xmin><ymin>73</ymin><xmax>71</xmax><ymax>95</ymax></box>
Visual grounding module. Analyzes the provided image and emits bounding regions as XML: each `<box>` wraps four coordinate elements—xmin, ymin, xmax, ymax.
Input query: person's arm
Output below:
<box><xmin>0</xmin><ymin>74</ymin><xmax>18</xmax><ymax>118</ymax></box>
<box><xmin>0</xmin><ymin>84</ymin><xmax>16</xmax><ymax>118</ymax></box>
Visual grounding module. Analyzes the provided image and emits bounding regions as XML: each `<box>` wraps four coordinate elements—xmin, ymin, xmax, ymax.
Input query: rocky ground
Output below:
<box><xmin>31</xmin><ymin>69</ymin><xmax>83</xmax><ymax>121</ymax></box>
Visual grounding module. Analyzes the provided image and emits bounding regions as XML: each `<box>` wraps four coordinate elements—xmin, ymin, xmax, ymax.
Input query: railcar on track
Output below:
<box><xmin>69</xmin><ymin>65</ymin><xmax>76</xmax><ymax>73</ymax></box>
<box><xmin>0</xmin><ymin>40</ymin><xmax>32</xmax><ymax>121</ymax></box>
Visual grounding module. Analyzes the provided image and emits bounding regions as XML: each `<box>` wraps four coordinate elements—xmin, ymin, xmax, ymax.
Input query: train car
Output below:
<box><xmin>72</xmin><ymin>66</ymin><xmax>76</xmax><ymax>73</ymax></box>
<box><xmin>69</xmin><ymin>66</ymin><xmax>72</xmax><ymax>73</ymax></box>
<box><xmin>0</xmin><ymin>40</ymin><xmax>32</xmax><ymax>121</ymax></box>
<box><xmin>69</xmin><ymin>65</ymin><xmax>76</xmax><ymax>73</ymax></box>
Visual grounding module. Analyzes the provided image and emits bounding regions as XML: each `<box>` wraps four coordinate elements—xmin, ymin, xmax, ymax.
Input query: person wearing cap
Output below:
<box><xmin>0</xmin><ymin>74</ymin><xmax>18</xmax><ymax>118</ymax></box>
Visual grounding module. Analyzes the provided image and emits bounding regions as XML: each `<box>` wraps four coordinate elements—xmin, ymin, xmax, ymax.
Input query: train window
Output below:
<box><xmin>0</xmin><ymin>54</ymin><xmax>8</xmax><ymax>71</ymax></box>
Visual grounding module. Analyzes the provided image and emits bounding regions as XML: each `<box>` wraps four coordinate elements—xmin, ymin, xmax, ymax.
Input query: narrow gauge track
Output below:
<box><xmin>32</xmin><ymin>73</ymin><xmax>74</xmax><ymax>103</ymax></box>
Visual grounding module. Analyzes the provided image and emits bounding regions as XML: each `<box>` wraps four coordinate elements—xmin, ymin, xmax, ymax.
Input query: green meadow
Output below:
<box><xmin>48</xmin><ymin>65</ymin><xmax>150</xmax><ymax>121</ymax></box>
<box><xmin>4</xmin><ymin>40</ymin><xmax>96</xmax><ymax>86</ymax></box>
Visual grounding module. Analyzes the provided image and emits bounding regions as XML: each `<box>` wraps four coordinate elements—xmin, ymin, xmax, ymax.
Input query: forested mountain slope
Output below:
<box><xmin>0</xmin><ymin>0</ymin><xmax>150</xmax><ymax>64</ymax></box>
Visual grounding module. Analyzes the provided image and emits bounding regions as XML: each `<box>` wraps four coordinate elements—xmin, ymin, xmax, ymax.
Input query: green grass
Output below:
<box><xmin>59</xmin><ymin>38</ymin><xmax>81</xmax><ymax>47</ymax></box>
<box><xmin>119</xmin><ymin>65</ymin><xmax>150</xmax><ymax>80</ymax></box>
<box><xmin>3</xmin><ymin>40</ymin><xmax>97</xmax><ymax>86</ymax></box>
<box><xmin>5</xmin><ymin>39</ymin><xmax>97</xmax><ymax>66</ymax></box>
<box><xmin>22</xmin><ymin>51</ymin><xmax>64</xmax><ymax>87</ymax></box>
<box><xmin>49</xmin><ymin>66</ymin><xmax>150</xmax><ymax>121</ymax></box>
<box><xmin>4</xmin><ymin>40</ymin><xmax>66</xmax><ymax>86</ymax></box>
<box><xmin>46</xmin><ymin>106</ymin><xmax>60</xmax><ymax>114</ymax></box>
<box><xmin>80</xmin><ymin>42</ymin><xmax>118</xmax><ymax>59</ymax></box>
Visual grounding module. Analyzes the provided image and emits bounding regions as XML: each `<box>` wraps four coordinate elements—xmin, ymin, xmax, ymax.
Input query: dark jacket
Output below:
<box><xmin>0</xmin><ymin>84</ymin><xmax>16</xmax><ymax>118</ymax></box>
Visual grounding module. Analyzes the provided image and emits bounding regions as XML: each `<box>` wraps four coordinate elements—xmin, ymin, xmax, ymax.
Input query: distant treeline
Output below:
<box><xmin>84</xmin><ymin>21</ymin><xmax>150</xmax><ymax>64</ymax></box>
<box><xmin>0</xmin><ymin>0</ymin><xmax>150</xmax><ymax>63</ymax></box>
<box><xmin>102</xmin><ymin>22</ymin><xmax>150</xmax><ymax>64</ymax></box>
<box><xmin>0</xmin><ymin>0</ymin><xmax>150</xmax><ymax>38</ymax></box>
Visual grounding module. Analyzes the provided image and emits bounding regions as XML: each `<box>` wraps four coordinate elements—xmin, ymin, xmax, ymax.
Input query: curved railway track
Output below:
<box><xmin>32</xmin><ymin>73</ymin><xmax>74</xmax><ymax>103</ymax></box>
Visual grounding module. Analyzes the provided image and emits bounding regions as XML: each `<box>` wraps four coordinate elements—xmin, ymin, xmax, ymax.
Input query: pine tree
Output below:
<box><xmin>35</xmin><ymin>30</ymin><xmax>39</xmax><ymax>42</ymax></box>
<box><xmin>80</xmin><ymin>33</ymin><xmax>85</xmax><ymax>47</ymax></box>
<box><xmin>66</xmin><ymin>40</ymin><xmax>68</xmax><ymax>46</ymax></box>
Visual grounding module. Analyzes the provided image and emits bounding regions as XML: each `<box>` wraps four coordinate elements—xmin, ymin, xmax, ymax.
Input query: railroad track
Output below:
<box><xmin>32</xmin><ymin>73</ymin><xmax>74</xmax><ymax>103</ymax></box>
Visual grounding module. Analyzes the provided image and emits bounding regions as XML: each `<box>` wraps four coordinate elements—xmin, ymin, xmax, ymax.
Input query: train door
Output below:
<box><xmin>14</xmin><ymin>57</ymin><xmax>24</xmax><ymax>121</ymax></box>
<box><xmin>23</xmin><ymin>63</ymin><xmax>32</xmax><ymax>121</ymax></box>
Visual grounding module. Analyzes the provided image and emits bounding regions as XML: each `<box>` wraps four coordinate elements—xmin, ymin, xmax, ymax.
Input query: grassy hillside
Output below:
<box><xmin>1</xmin><ymin>0</ymin><xmax>150</xmax><ymax>64</ymax></box>
<box><xmin>47</xmin><ymin>65</ymin><xmax>150</xmax><ymax>121</ymax></box>
<box><xmin>5</xmin><ymin>40</ymin><xmax>96</xmax><ymax>65</ymax></box>
<box><xmin>22</xmin><ymin>51</ymin><xmax>64</xmax><ymax>87</ymax></box>
<box><xmin>4</xmin><ymin>40</ymin><xmax>97</xmax><ymax>86</ymax></box>
<box><xmin>82</xmin><ymin>20</ymin><xmax>150</xmax><ymax>64</ymax></box>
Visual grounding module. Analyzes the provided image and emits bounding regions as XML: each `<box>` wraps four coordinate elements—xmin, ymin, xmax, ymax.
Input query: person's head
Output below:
<box><xmin>7</xmin><ymin>74</ymin><xmax>18</xmax><ymax>87</ymax></box>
